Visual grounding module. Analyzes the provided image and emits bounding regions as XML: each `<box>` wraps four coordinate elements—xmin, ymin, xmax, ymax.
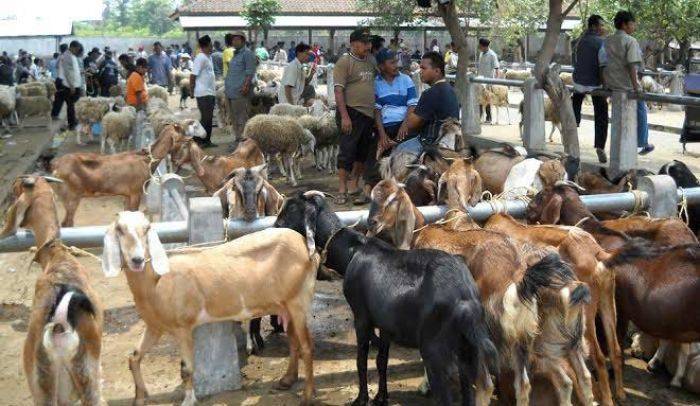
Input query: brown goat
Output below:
<box><xmin>173</xmin><ymin>138</ymin><xmax>265</xmax><ymax>193</ymax></box>
<box><xmin>368</xmin><ymin>178</ymin><xmax>594</xmax><ymax>405</ymax></box>
<box><xmin>1</xmin><ymin>176</ymin><xmax>104</xmax><ymax>405</ymax></box>
<box><xmin>50</xmin><ymin>123</ymin><xmax>188</xmax><ymax>226</ymax></box>
<box><xmin>213</xmin><ymin>164</ymin><xmax>283</xmax><ymax>222</ymax></box>
<box><xmin>472</xmin><ymin>144</ymin><xmax>526</xmax><ymax>194</ymax></box>
<box><xmin>484</xmin><ymin>213</ymin><xmax>623</xmax><ymax>406</ymax></box>
<box><xmin>437</xmin><ymin>158</ymin><xmax>483</xmax><ymax>210</ymax></box>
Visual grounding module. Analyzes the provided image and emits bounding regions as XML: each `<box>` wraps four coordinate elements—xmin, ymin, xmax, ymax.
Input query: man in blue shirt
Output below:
<box><xmin>287</xmin><ymin>41</ymin><xmax>296</xmax><ymax>63</ymax></box>
<box><xmin>358</xmin><ymin>48</ymin><xmax>418</xmax><ymax>204</ymax></box>
<box><xmin>147</xmin><ymin>42</ymin><xmax>172</xmax><ymax>89</ymax></box>
<box><xmin>224</xmin><ymin>31</ymin><xmax>257</xmax><ymax>142</ymax></box>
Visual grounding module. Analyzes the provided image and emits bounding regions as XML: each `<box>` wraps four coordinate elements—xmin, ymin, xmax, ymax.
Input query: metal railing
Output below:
<box><xmin>1</xmin><ymin>185</ymin><xmax>698</xmax><ymax>253</ymax></box>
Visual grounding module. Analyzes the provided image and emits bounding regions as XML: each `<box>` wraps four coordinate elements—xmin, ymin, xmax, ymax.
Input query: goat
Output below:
<box><xmin>403</xmin><ymin>164</ymin><xmax>439</xmax><ymax>206</ymax></box>
<box><xmin>477</xmin><ymin>84</ymin><xmax>511</xmax><ymax>125</ymax></box>
<box><xmin>367</xmin><ymin>178</ymin><xmax>594</xmax><ymax>405</ymax></box>
<box><xmin>173</xmin><ymin>138</ymin><xmax>265</xmax><ymax>194</ymax></box>
<box><xmin>274</xmin><ymin>192</ymin><xmax>498</xmax><ymax>406</ymax></box>
<box><xmin>471</xmin><ymin>144</ymin><xmax>527</xmax><ymax>194</ymax></box>
<box><xmin>213</xmin><ymin>164</ymin><xmax>282</xmax><ymax>222</ymax></box>
<box><xmin>501</xmin><ymin>158</ymin><xmax>567</xmax><ymax>199</ymax></box>
<box><xmin>659</xmin><ymin>160</ymin><xmax>700</xmax><ymax>236</ymax></box>
<box><xmin>1</xmin><ymin>175</ymin><xmax>103</xmax><ymax>405</ymax></box>
<box><xmin>518</xmin><ymin>98</ymin><xmax>561</xmax><ymax>142</ymax></box>
<box><xmin>49</xmin><ymin>123</ymin><xmax>190</xmax><ymax>227</ymax></box>
<box><xmin>484</xmin><ymin>213</ymin><xmax>623</xmax><ymax>405</ymax></box>
<box><xmin>102</xmin><ymin>211</ymin><xmax>319</xmax><ymax>405</ymax></box>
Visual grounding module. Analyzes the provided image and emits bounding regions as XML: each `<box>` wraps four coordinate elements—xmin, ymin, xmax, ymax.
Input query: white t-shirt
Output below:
<box><xmin>278</xmin><ymin>58</ymin><xmax>305</xmax><ymax>104</ymax></box>
<box><xmin>192</xmin><ymin>52</ymin><xmax>216</xmax><ymax>97</ymax></box>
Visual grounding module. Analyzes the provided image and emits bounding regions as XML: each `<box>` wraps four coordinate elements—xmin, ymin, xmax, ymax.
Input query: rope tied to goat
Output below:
<box><xmin>622</xmin><ymin>190</ymin><xmax>647</xmax><ymax>218</ymax></box>
<box><xmin>412</xmin><ymin>209</ymin><xmax>470</xmax><ymax>234</ymax></box>
<box><xmin>678</xmin><ymin>188</ymin><xmax>690</xmax><ymax>225</ymax></box>
<box><xmin>481</xmin><ymin>188</ymin><xmax>534</xmax><ymax>215</ymax></box>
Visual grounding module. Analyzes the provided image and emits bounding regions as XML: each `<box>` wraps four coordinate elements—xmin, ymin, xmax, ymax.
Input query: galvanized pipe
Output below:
<box><xmin>469</xmin><ymin>76</ymin><xmax>526</xmax><ymax>87</ymax></box>
<box><xmin>679</xmin><ymin>187</ymin><xmax>700</xmax><ymax>205</ymax></box>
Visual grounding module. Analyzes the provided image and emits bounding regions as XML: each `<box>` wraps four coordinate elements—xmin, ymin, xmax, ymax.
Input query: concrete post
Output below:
<box><xmin>609</xmin><ymin>90</ymin><xmax>637</xmax><ymax>176</ymax></box>
<box><xmin>145</xmin><ymin>160</ymin><xmax>167</xmax><ymax>216</ymax></box>
<box><xmin>188</xmin><ymin>197</ymin><xmax>246</xmax><ymax>399</ymax></box>
<box><xmin>521</xmin><ymin>78</ymin><xmax>546</xmax><ymax>151</ymax></box>
<box><xmin>463</xmin><ymin>74</ymin><xmax>481</xmax><ymax>136</ymax></box>
<box><xmin>161</xmin><ymin>174</ymin><xmax>187</xmax><ymax>249</ymax></box>
<box><xmin>667</xmin><ymin>70</ymin><xmax>684</xmax><ymax>112</ymax></box>
<box><xmin>329</xmin><ymin>28</ymin><xmax>335</xmax><ymax>55</ymax></box>
<box><xmin>326</xmin><ymin>63</ymin><xmax>335</xmax><ymax>107</ymax></box>
<box><xmin>637</xmin><ymin>175</ymin><xmax>679</xmax><ymax>218</ymax></box>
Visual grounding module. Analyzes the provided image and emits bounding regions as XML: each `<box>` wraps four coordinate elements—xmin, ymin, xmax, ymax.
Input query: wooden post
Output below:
<box><xmin>329</xmin><ymin>29</ymin><xmax>335</xmax><ymax>55</ymax></box>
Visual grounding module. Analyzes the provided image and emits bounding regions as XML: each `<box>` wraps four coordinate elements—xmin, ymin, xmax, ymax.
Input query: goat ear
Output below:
<box><xmin>0</xmin><ymin>195</ymin><xmax>31</xmax><ymax>238</ymax></box>
<box><xmin>423</xmin><ymin>179</ymin><xmax>437</xmax><ymax>204</ymax></box>
<box><xmin>468</xmin><ymin>172</ymin><xmax>483</xmax><ymax>207</ymax></box>
<box><xmin>147</xmin><ymin>228</ymin><xmax>169</xmax><ymax>275</ymax></box>
<box><xmin>394</xmin><ymin>195</ymin><xmax>416</xmax><ymax>250</ymax></box>
<box><xmin>213</xmin><ymin>184</ymin><xmax>229</xmax><ymax>215</ymax></box>
<box><xmin>541</xmin><ymin>193</ymin><xmax>563</xmax><ymax>224</ymax></box>
<box><xmin>303</xmin><ymin>204</ymin><xmax>318</xmax><ymax>257</ymax></box>
<box><xmin>227</xmin><ymin>188</ymin><xmax>243</xmax><ymax>220</ymax></box>
<box><xmin>102</xmin><ymin>225</ymin><xmax>122</xmax><ymax>278</ymax></box>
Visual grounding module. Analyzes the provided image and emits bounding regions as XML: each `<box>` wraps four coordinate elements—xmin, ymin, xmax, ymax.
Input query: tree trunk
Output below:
<box><xmin>438</xmin><ymin>2</ymin><xmax>473</xmax><ymax>139</ymax></box>
<box><xmin>517</xmin><ymin>38</ymin><xmax>526</xmax><ymax>63</ymax></box>
<box><xmin>673</xmin><ymin>38</ymin><xmax>691</xmax><ymax>70</ymax></box>
<box><xmin>533</xmin><ymin>0</ymin><xmax>580</xmax><ymax>160</ymax></box>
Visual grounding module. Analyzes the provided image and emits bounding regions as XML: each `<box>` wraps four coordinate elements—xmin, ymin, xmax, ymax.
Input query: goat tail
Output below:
<box><xmin>379</xmin><ymin>156</ymin><xmax>392</xmax><ymax>180</ymax></box>
<box><xmin>455</xmin><ymin>299</ymin><xmax>499</xmax><ymax>375</ymax></box>
<box><xmin>42</xmin><ymin>284</ymin><xmax>96</xmax><ymax>360</ymax></box>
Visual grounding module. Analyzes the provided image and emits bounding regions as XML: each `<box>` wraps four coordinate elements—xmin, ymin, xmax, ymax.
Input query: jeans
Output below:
<box><xmin>196</xmin><ymin>95</ymin><xmax>215</xmax><ymax>141</ymax></box>
<box><xmin>393</xmin><ymin>136</ymin><xmax>423</xmax><ymax>156</ymax></box>
<box><xmin>51</xmin><ymin>78</ymin><xmax>80</xmax><ymax>130</ymax></box>
<box><xmin>572</xmin><ymin>92</ymin><xmax>609</xmax><ymax>149</ymax></box>
<box><xmin>228</xmin><ymin>97</ymin><xmax>251</xmax><ymax>140</ymax></box>
<box><xmin>637</xmin><ymin>100</ymin><xmax>649</xmax><ymax>148</ymax></box>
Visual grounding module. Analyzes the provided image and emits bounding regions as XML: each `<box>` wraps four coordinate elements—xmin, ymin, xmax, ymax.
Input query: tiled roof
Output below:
<box><xmin>178</xmin><ymin>0</ymin><xmax>370</xmax><ymax>16</ymax></box>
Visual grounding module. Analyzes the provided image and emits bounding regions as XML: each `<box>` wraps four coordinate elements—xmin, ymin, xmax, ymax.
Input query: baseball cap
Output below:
<box><xmin>376</xmin><ymin>48</ymin><xmax>396</xmax><ymax>64</ymax></box>
<box><xmin>350</xmin><ymin>28</ymin><xmax>371</xmax><ymax>43</ymax></box>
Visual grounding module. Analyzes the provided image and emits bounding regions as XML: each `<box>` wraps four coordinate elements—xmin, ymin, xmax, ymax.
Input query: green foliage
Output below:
<box><xmin>491</xmin><ymin>0</ymin><xmax>547</xmax><ymax>46</ymax></box>
<box><xmin>241</xmin><ymin>0</ymin><xmax>281</xmax><ymax>32</ymax></box>
<box><xmin>356</xmin><ymin>0</ymin><xmax>427</xmax><ymax>27</ymax></box>
<box><xmin>81</xmin><ymin>0</ymin><xmax>183</xmax><ymax>37</ymax></box>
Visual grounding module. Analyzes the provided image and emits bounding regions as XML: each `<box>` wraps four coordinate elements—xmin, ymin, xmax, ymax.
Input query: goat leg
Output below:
<box><xmin>352</xmin><ymin>320</ymin><xmax>372</xmax><ymax>405</ymax></box>
<box><xmin>598</xmin><ymin>282</ymin><xmax>625</xmax><ymax>401</ymax></box>
<box><xmin>175</xmin><ymin>329</ymin><xmax>197</xmax><ymax>406</ymax></box>
<box><xmin>270</xmin><ymin>315</ymin><xmax>284</xmax><ymax>333</ymax></box>
<box><xmin>129</xmin><ymin>327</ymin><xmax>161</xmax><ymax>405</ymax></box>
<box><xmin>374</xmin><ymin>331</ymin><xmax>390</xmax><ymax>406</ymax></box>
<box><xmin>248</xmin><ymin>318</ymin><xmax>265</xmax><ymax>354</ymax></box>
<box><xmin>585</xmin><ymin>307</ymin><xmax>615</xmax><ymax>406</ymax></box>
<box><xmin>274</xmin><ymin>318</ymin><xmax>300</xmax><ymax>390</ymax></box>
<box><xmin>671</xmin><ymin>343</ymin><xmax>690</xmax><ymax>388</ymax></box>
<box><xmin>568</xmin><ymin>349</ymin><xmax>595</xmax><ymax>406</ymax></box>
<box><xmin>288</xmin><ymin>307</ymin><xmax>314</xmax><ymax>405</ymax></box>
<box><xmin>422</xmin><ymin>344</ymin><xmax>453</xmax><ymax>406</ymax></box>
<box><xmin>70</xmin><ymin>354</ymin><xmax>102</xmax><ymax>406</ymax></box>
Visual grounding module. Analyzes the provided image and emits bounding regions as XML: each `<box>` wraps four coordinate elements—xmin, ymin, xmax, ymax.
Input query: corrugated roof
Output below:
<box><xmin>178</xmin><ymin>0</ymin><xmax>370</xmax><ymax>16</ymax></box>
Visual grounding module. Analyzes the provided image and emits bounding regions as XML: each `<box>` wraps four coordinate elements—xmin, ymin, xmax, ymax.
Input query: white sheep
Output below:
<box><xmin>0</xmin><ymin>85</ymin><xmax>17</xmax><ymax>129</ymax></box>
<box><xmin>179</xmin><ymin>78</ymin><xmax>191</xmax><ymax>109</ymax></box>
<box><xmin>270</xmin><ymin>103</ymin><xmax>309</xmax><ymax>117</ymax></box>
<box><xmin>75</xmin><ymin>97</ymin><xmax>113</xmax><ymax>144</ymax></box>
<box><xmin>15</xmin><ymin>95</ymin><xmax>51</xmax><ymax>128</ymax></box>
<box><xmin>559</xmin><ymin>72</ymin><xmax>574</xmax><ymax>86</ymax></box>
<box><xmin>297</xmin><ymin>113</ymin><xmax>338</xmax><ymax>173</ymax></box>
<box><xmin>147</xmin><ymin>85</ymin><xmax>169</xmax><ymax>103</ymax></box>
<box><xmin>257</xmin><ymin>68</ymin><xmax>282</xmax><ymax>83</ymax></box>
<box><xmin>101</xmin><ymin>105</ymin><xmax>137</xmax><ymax>154</ymax></box>
<box><xmin>478</xmin><ymin>84</ymin><xmax>510</xmax><ymax>124</ymax></box>
<box><xmin>243</xmin><ymin>114</ymin><xmax>314</xmax><ymax>186</ymax></box>
<box><xmin>518</xmin><ymin>97</ymin><xmax>561</xmax><ymax>142</ymax></box>
<box><xmin>16</xmin><ymin>82</ymin><xmax>48</xmax><ymax>97</ymax></box>
<box><xmin>505</xmin><ymin>70</ymin><xmax>532</xmax><ymax>81</ymax></box>
<box><xmin>641</xmin><ymin>76</ymin><xmax>665</xmax><ymax>109</ymax></box>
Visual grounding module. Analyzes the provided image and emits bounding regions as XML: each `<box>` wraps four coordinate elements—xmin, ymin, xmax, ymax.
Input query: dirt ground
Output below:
<box><xmin>0</xmin><ymin>94</ymin><xmax>699</xmax><ymax>405</ymax></box>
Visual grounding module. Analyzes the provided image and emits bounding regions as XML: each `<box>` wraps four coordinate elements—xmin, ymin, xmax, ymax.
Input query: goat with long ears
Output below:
<box><xmin>101</xmin><ymin>211</ymin><xmax>319</xmax><ymax>406</ymax></box>
<box><xmin>213</xmin><ymin>163</ymin><xmax>282</xmax><ymax>223</ymax></box>
<box><xmin>1</xmin><ymin>175</ymin><xmax>104</xmax><ymax>405</ymax></box>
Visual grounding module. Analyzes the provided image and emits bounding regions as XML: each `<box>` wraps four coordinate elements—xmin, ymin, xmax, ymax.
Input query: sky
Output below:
<box><xmin>1</xmin><ymin>0</ymin><xmax>105</xmax><ymax>22</ymax></box>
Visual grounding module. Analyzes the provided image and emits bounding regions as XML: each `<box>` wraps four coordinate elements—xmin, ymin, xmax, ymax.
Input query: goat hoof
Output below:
<box><xmin>647</xmin><ymin>360</ymin><xmax>666</xmax><ymax>374</ymax></box>
<box><xmin>670</xmin><ymin>377</ymin><xmax>682</xmax><ymax>388</ymax></box>
<box><xmin>372</xmin><ymin>394</ymin><xmax>388</xmax><ymax>406</ymax></box>
<box><xmin>133</xmin><ymin>397</ymin><xmax>146</xmax><ymax>406</ymax></box>
<box><xmin>351</xmin><ymin>395</ymin><xmax>370</xmax><ymax>406</ymax></box>
<box><xmin>252</xmin><ymin>334</ymin><xmax>265</xmax><ymax>354</ymax></box>
<box><xmin>274</xmin><ymin>375</ymin><xmax>297</xmax><ymax>390</ymax></box>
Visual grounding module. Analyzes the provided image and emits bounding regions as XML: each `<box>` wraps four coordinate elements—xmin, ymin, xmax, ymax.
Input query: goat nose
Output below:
<box><xmin>131</xmin><ymin>256</ymin><xmax>145</xmax><ymax>266</ymax></box>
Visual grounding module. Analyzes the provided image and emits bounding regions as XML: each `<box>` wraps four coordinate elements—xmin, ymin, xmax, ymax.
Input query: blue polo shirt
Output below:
<box><xmin>374</xmin><ymin>72</ymin><xmax>418</xmax><ymax>127</ymax></box>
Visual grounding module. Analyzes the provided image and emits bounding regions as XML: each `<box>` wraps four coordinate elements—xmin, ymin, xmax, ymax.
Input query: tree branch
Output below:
<box><xmin>562</xmin><ymin>0</ymin><xmax>579</xmax><ymax>19</ymax></box>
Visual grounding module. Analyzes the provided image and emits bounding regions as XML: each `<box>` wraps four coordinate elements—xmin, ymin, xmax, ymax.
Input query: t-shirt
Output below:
<box><xmin>255</xmin><ymin>47</ymin><xmax>269</xmax><ymax>61</ymax></box>
<box><xmin>414</xmin><ymin>80</ymin><xmax>460</xmax><ymax>144</ymax></box>
<box><xmin>601</xmin><ymin>30</ymin><xmax>643</xmax><ymax>91</ymax></box>
<box><xmin>222</xmin><ymin>47</ymin><xmax>234</xmax><ymax>77</ymax></box>
<box><xmin>192</xmin><ymin>52</ymin><xmax>216</xmax><ymax>97</ymax></box>
<box><xmin>278</xmin><ymin>58</ymin><xmax>306</xmax><ymax>104</ymax></box>
<box><xmin>374</xmin><ymin>72</ymin><xmax>418</xmax><ymax>126</ymax></box>
<box><xmin>477</xmin><ymin>49</ymin><xmax>500</xmax><ymax>78</ymax></box>
<box><xmin>147</xmin><ymin>52</ymin><xmax>172</xmax><ymax>87</ymax></box>
<box><xmin>333</xmin><ymin>53</ymin><xmax>376</xmax><ymax>118</ymax></box>
<box><xmin>126</xmin><ymin>71</ymin><xmax>148</xmax><ymax>107</ymax></box>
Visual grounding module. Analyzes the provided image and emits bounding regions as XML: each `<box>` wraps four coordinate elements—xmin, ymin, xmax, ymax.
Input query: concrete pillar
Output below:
<box><xmin>308</xmin><ymin>28</ymin><xmax>312</xmax><ymax>46</ymax></box>
<box><xmin>637</xmin><ymin>175</ymin><xmax>679</xmax><ymax>217</ymax></box>
<box><xmin>463</xmin><ymin>74</ymin><xmax>481</xmax><ymax>136</ymax></box>
<box><xmin>329</xmin><ymin>29</ymin><xmax>335</xmax><ymax>55</ymax></box>
<box><xmin>521</xmin><ymin>78</ymin><xmax>546</xmax><ymax>151</ymax></box>
<box><xmin>145</xmin><ymin>160</ymin><xmax>166</xmax><ymax>216</ymax></box>
<box><xmin>161</xmin><ymin>174</ymin><xmax>187</xmax><ymax>249</ymax></box>
<box><xmin>188</xmin><ymin>197</ymin><xmax>246</xmax><ymax>399</ymax></box>
<box><xmin>667</xmin><ymin>70</ymin><xmax>684</xmax><ymax>111</ymax></box>
<box><xmin>609</xmin><ymin>90</ymin><xmax>637</xmax><ymax>175</ymax></box>
<box><xmin>326</xmin><ymin>63</ymin><xmax>335</xmax><ymax>106</ymax></box>
<box><xmin>422</xmin><ymin>28</ymin><xmax>427</xmax><ymax>52</ymax></box>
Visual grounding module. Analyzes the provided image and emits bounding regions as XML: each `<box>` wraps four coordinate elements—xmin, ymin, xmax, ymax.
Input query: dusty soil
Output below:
<box><xmin>0</xmin><ymin>95</ymin><xmax>699</xmax><ymax>405</ymax></box>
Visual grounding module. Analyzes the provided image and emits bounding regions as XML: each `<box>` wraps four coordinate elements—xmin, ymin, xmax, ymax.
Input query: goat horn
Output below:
<box><xmin>555</xmin><ymin>180</ymin><xmax>586</xmax><ymax>192</ymax></box>
<box><xmin>303</xmin><ymin>190</ymin><xmax>327</xmax><ymax>199</ymax></box>
<box><xmin>43</xmin><ymin>176</ymin><xmax>64</xmax><ymax>184</ymax></box>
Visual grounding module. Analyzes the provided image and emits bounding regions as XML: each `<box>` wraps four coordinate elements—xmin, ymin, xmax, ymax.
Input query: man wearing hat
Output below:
<box><xmin>97</xmin><ymin>50</ymin><xmax>119</xmax><ymax>96</ymax></box>
<box><xmin>333</xmin><ymin>28</ymin><xmax>376</xmax><ymax>205</ymax></box>
<box><xmin>224</xmin><ymin>31</ymin><xmax>257</xmax><ymax>143</ymax></box>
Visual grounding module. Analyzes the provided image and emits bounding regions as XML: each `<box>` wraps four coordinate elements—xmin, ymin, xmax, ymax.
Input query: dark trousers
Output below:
<box><xmin>572</xmin><ymin>92</ymin><xmax>609</xmax><ymax>149</ymax></box>
<box><xmin>479</xmin><ymin>105</ymin><xmax>492</xmax><ymax>122</ymax></box>
<box><xmin>196</xmin><ymin>95</ymin><xmax>215</xmax><ymax>141</ymax></box>
<box><xmin>363</xmin><ymin>123</ymin><xmax>401</xmax><ymax>186</ymax></box>
<box><xmin>51</xmin><ymin>79</ymin><xmax>80</xmax><ymax>130</ymax></box>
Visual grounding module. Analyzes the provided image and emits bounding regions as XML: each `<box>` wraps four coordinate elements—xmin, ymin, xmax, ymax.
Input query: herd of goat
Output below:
<box><xmin>0</xmin><ymin>63</ymin><xmax>697</xmax><ymax>405</ymax></box>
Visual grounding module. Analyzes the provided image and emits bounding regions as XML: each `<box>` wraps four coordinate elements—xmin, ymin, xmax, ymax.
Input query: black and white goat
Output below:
<box><xmin>274</xmin><ymin>191</ymin><xmax>498</xmax><ymax>406</ymax></box>
<box><xmin>659</xmin><ymin>160</ymin><xmax>699</xmax><ymax>236</ymax></box>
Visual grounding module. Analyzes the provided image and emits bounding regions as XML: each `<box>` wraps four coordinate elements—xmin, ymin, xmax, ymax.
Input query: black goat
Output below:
<box><xmin>660</xmin><ymin>160</ymin><xmax>700</xmax><ymax>236</ymax></box>
<box><xmin>274</xmin><ymin>191</ymin><xmax>498</xmax><ymax>406</ymax></box>
<box><xmin>404</xmin><ymin>164</ymin><xmax>438</xmax><ymax>206</ymax></box>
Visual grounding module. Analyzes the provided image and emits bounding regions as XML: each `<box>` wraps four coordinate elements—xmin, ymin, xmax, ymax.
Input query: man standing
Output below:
<box><xmin>126</xmin><ymin>58</ymin><xmax>149</xmax><ymax>110</ymax></box>
<box><xmin>333</xmin><ymin>28</ymin><xmax>375</xmax><ymax>205</ymax></box>
<box><xmin>573</xmin><ymin>15</ymin><xmax>609</xmax><ymax>163</ymax></box>
<box><xmin>274</xmin><ymin>42</ymin><xmax>287</xmax><ymax>63</ymax></box>
<box><xmin>51</xmin><ymin>40</ymin><xmax>83</xmax><ymax>131</ymax></box>
<box><xmin>211</xmin><ymin>40</ymin><xmax>224</xmax><ymax>79</ymax></box>
<box><xmin>224</xmin><ymin>31</ymin><xmax>257</xmax><ymax>142</ymax></box>
<box><xmin>287</xmin><ymin>41</ymin><xmax>297</xmax><ymax>63</ymax></box>
<box><xmin>148</xmin><ymin>42</ymin><xmax>172</xmax><ymax>89</ymax></box>
<box><xmin>47</xmin><ymin>52</ymin><xmax>60</xmax><ymax>79</ymax></box>
<box><xmin>477</xmin><ymin>38</ymin><xmax>500</xmax><ymax>124</ymax></box>
<box><xmin>392</xmin><ymin>51</ymin><xmax>460</xmax><ymax>156</ymax></box>
<box><xmin>98</xmin><ymin>50</ymin><xmax>119</xmax><ymax>96</ymax></box>
<box><xmin>222</xmin><ymin>34</ymin><xmax>234</xmax><ymax>78</ymax></box>
<box><xmin>190</xmin><ymin>35</ymin><xmax>217</xmax><ymax>148</ymax></box>
<box><xmin>601</xmin><ymin>11</ymin><xmax>654</xmax><ymax>155</ymax></box>
<box><xmin>279</xmin><ymin>43</ymin><xmax>314</xmax><ymax>105</ymax></box>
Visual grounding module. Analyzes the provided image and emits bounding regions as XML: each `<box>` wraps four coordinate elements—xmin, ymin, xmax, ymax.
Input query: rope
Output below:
<box><xmin>620</xmin><ymin>190</ymin><xmax>648</xmax><ymax>218</ymax></box>
<box><xmin>573</xmin><ymin>217</ymin><xmax>590</xmax><ymax>228</ymax></box>
<box><xmin>678</xmin><ymin>188</ymin><xmax>690</xmax><ymax>225</ymax></box>
<box><xmin>413</xmin><ymin>209</ymin><xmax>469</xmax><ymax>234</ymax></box>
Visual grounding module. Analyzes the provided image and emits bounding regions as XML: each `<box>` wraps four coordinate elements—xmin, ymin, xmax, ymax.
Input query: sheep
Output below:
<box><xmin>15</xmin><ymin>95</ymin><xmax>52</xmax><ymax>128</ymax></box>
<box><xmin>257</xmin><ymin>68</ymin><xmax>282</xmax><ymax>83</ymax></box>
<box><xmin>75</xmin><ymin>97</ymin><xmax>112</xmax><ymax>145</ymax></box>
<box><xmin>477</xmin><ymin>84</ymin><xmax>511</xmax><ymax>124</ymax></box>
<box><xmin>1</xmin><ymin>175</ymin><xmax>103</xmax><ymax>405</ymax></box>
<box><xmin>518</xmin><ymin>97</ymin><xmax>561</xmax><ymax>142</ymax></box>
<box><xmin>559</xmin><ymin>72</ymin><xmax>574</xmax><ymax>86</ymax></box>
<box><xmin>102</xmin><ymin>211</ymin><xmax>320</xmax><ymax>406</ymax></box>
<box><xmin>0</xmin><ymin>85</ymin><xmax>17</xmax><ymax>129</ymax></box>
<box><xmin>249</xmin><ymin>92</ymin><xmax>276</xmax><ymax>116</ymax></box>
<box><xmin>296</xmin><ymin>113</ymin><xmax>338</xmax><ymax>173</ymax></box>
<box><xmin>101</xmin><ymin>105</ymin><xmax>137</xmax><ymax>154</ymax></box>
<box><xmin>178</xmin><ymin>78</ymin><xmax>191</xmax><ymax>109</ymax></box>
<box><xmin>270</xmin><ymin>102</ymin><xmax>309</xmax><ymax>117</ymax></box>
<box><xmin>173</xmin><ymin>69</ymin><xmax>189</xmax><ymax>87</ymax></box>
<box><xmin>38</xmin><ymin>79</ymin><xmax>57</xmax><ymax>99</ymax></box>
<box><xmin>243</xmin><ymin>114</ymin><xmax>314</xmax><ymax>186</ymax></box>
<box><xmin>641</xmin><ymin>75</ymin><xmax>665</xmax><ymax>109</ymax></box>
<box><xmin>505</xmin><ymin>69</ymin><xmax>532</xmax><ymax>81</ymax></box>
<box><xmin>146</xmin><ymin>85</ymin><xmax>169</xmax><ymax>103</ymax></box>
<box><xmin>16</xmin><ymin>82</ymin><xmax>48</xmax><ymax>97</ymax></box>
<box><xmin>148</xmin><ymin>108</ymin><xmax>178</xmax><ymax>137</ymax></box>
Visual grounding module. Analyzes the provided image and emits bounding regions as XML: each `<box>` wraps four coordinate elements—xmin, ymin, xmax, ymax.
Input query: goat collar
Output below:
<box><xmin>320</xmin><ymin>226</ymin><xmax>345</xmax><ymax>268</ymax></box>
